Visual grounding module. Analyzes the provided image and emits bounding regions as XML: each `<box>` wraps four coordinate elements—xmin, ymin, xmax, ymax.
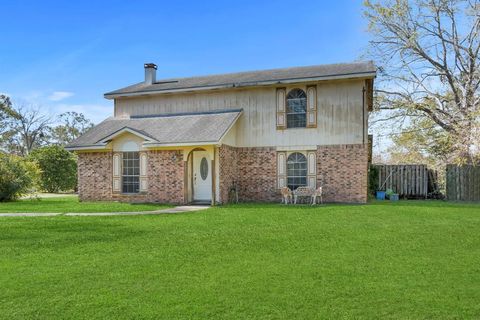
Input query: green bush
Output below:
<box><xmin>0</xmin><ymin>153</ymin><xmax>40</xmax><ymax>201</ymax></box>
<box><xmin>385</xmin><ymin>188</ymin><xmax>395</xmax><ymax>198</ymax></box>
<box><xmin>29</xmin><ymin>146</ymin><xmax>77</xmax><ymax>193</ymax></box>
<box><xmin>368</xmin><ymin>165</ymin><xmax>379</xmax><ymax>196</ymax></box>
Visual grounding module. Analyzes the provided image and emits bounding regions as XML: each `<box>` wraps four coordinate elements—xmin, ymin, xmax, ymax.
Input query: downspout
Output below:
<box><xmin>362</xmin><ymin>86</ymin><xmax>366</xmax><ymax>145</ymax></box>
<box><xmin>211</xmin><ymin>147</ymin><xmax>216</xmax><ymax>206</ymax></box>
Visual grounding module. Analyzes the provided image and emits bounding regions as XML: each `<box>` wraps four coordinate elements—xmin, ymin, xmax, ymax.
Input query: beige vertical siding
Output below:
<box><xmin>114</xmin><ymin>79</ymin><xmax>368</xmax><ymax>147</ymax></box>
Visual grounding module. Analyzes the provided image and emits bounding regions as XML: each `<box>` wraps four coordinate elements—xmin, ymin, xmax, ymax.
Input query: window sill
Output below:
<box><xmin>113</xmin><ymin>192</ymin><xmax>147</xmax><ymax>196</ymax></box>
<box><xmin>278</xmin><ymin>127</ymin><xmax>313</xmax><ymax>131</ymax></box>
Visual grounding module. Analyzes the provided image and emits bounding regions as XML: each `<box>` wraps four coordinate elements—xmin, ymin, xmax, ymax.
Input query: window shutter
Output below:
<box><xmin>277</xmin><ymin>151</ymin><xmax>287</xmax><ymax>188</ymax></box>
<box><xmin>276</xmin><ymin>88</ymin><xmax>286</xmax><ymax>130</ymax></box>
<box><xmin>112</xmin><ymin>153</ymin><xmax>121</xmax><ymax>192</ymax></box>
<box><xmin>139</xmin><ymin>152</ymin><xmax>148</xmax><ymax>192</ymax></box>
<box><xmin>306</xmin><ymin>85</ymin><xmax>317</xmax><ymax>128</ymax></box>
<box><xmin>307</xmin><ymin>151</ymin><xmax>316</xmax><ymax>188</ymax></box>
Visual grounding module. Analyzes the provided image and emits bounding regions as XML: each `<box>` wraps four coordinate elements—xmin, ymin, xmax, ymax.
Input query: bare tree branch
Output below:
<box><xmin>365</xmin><ymin>0</ymin><xmax>480</xmax><ymax>163</ymax></box>
<box><xmin>0</xmin><ymin>101</ymin><xmax>53</xmax><ymax>156</ymax></box>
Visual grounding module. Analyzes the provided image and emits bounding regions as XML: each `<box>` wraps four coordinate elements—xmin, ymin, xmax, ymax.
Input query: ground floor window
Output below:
<box><xmin>287</xmin><ymin>152</ymin><xmax>307</xmax><ymax>190</ymax></box>
<box><xmin>122</xmin><ymin>151</ymin><xmax>140</xmax><ymax>193</ymax></box>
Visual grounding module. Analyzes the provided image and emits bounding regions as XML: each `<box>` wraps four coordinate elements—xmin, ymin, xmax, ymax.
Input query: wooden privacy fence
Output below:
<box><xmin>373</xmin><ymin>165</ymin><xmax>438</xmax><ymax>198</ymax></box>
<box><xmin>446</xmin><ymin>165</ymin><xmax>480</xmax><ymax>201</ymax></box>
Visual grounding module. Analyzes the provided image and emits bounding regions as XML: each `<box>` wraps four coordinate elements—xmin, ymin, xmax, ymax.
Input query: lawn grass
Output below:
<box><xmin>0</xmin><ymin>196</ymin><xmax>171</xmax><ymax>213</ymax></box>
<box><xmin>1</xmin><ymin>201</ymin><xmax>479</xmax><ymax>319</ymax></box>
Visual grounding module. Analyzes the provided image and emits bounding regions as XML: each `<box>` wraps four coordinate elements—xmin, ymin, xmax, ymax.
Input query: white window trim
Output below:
<box><xmin>121</xmin><ymin>151</ymin><xmax>141</xmax><ymax>194</ymax></box>
<box><xmin>277</xmin><ymin>150</ymin><xmax>316</xmax><ymax>190</ymax></box>
<box><xmin>286</xmin><ymin>88</ymin><xmax>307</xmax><ymax>129</ymax></box>
<box><xmin>286</xmin><ymin>151</ymin><xmax>308</xmax><ymax>190</ymax></box>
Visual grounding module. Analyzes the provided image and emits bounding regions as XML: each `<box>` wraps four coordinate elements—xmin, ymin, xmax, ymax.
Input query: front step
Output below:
<box><xmin>190</xmin><ymin>200</ymin><xmax>211</xmax><ymax>205</ymax></box>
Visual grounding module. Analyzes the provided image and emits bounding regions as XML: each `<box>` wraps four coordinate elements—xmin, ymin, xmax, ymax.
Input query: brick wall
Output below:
<box><xmin>218</xmin><ymin>145</ymin><xmax>238</xmax><ymax>203</ymax></box>
<box><xmin>218</xmin><ymin>144</ymin><xmax>367</xmax><ymax>204</ymax></box>
<box><xmin>219</xmin><ymin>145</ymin><xmax>278</xmax><ymax>203</ymax></box>
<box><xmin>78</xmin><ymin>145</ymin><xmax>367</xmax><ymax>204</ymax></box>
<box><xmin>237</xmin><ymin>147</ymin><xmax>278</xmax><ymax>202</ymax></box>
<box><xmin>316</xmin><ymin>144</ymin><xmax>368</xmax><ymax>203</ymax></box>
<box><xmin>77</xmin><ymin>152</ymin><xmax>113</xmax><ymax>201</ymax></box>
<box><xmin>143</xmin><ymin>150</ymin><xmax>184</xmax><ymax>204</ymax></box>
<box><xmin>77</xmin><ymin>150</ymin><xmax>184</xmax><ymax>204</ymax></box>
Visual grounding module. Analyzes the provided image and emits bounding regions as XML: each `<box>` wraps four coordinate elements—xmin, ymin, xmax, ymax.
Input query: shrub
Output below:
<box><xmin>29</xmin><ymin>146</ymin><xmax>77</xmax><ymax>193</ymax></box>
<box><xmin>0</xmin><ymin>153</ymin><xmax>40</xmax><ymax>201</ymax></box>
<box><xmin>385</xmin><ymin>188</ymin><xmax>396</xmax><ymax>198</ymax></box>
<box><xmin>368</xmin><ymin>165</ymin><xmax>379</xmax><ymax>196</ymax></box>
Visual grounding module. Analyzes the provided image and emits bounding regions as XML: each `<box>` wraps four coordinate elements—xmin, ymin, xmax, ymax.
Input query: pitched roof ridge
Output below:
<box><xmin>151</xmin><ymin>61</ymin><xmax>375</xmax><ymax>83</ymax></box>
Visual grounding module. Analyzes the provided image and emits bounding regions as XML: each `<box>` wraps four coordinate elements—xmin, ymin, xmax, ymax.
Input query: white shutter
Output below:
<box><xmin>277</xmin><ymin>151</ymin><xmax>287</xmax><ymax>188</ymax></box>
<box><xmin>276</xmin><ymin>88</ymin><xmax>286</xmax><ymax>130</ymax></box>
<box><xmin>112</xmin><ymin>153</ymin><xmax>121</xmax><ymax>192</ymax></box>
<box><xmin>306</xmin><ymin>86</ymin><xmax>317</xmax><ymax>128</ymax></box>
<box><xmin>139</xmin><ymin>152</ymin><xmax>148</xmax><ymax>192</ymax></box>
<box><xmin>307</xmin><ymin>151</ymin><xmax>316</xmax><ymax>188</ymax></box>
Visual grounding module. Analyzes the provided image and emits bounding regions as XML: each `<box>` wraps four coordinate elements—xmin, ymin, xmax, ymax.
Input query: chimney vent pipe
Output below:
<box><xmin>144</xmin><ymin>63</ymin><xmax>157</xmax><ymax>84</ymax></box>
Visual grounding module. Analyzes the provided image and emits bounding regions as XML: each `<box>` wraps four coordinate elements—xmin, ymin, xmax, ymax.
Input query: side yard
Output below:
<box><xmin>0</xmin><ymin>201</ymin><xmax>479</xmax><ymax>319</ymax></box>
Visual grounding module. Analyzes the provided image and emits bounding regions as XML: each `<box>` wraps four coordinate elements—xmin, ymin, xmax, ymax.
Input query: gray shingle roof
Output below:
<box><xmin>66</xmin><ymin>109</ymin><xmax>242</xmax><ymax>150</ymax></box>
<box><xmin>105</xmin><ymin>61</ymin><xmax>376</xmax><ymax>98</ymax></box>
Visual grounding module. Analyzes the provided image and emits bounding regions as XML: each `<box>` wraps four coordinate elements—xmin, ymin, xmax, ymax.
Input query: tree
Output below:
<box><xmin>0</xmin><ymin>152</ymin><xmax>40</xmax><ymax>201</ymax></box>
<box><xmin>50</xmin><ymin>111</ymin><xmax>94</xmax><ymax>145</ymax></box>
<box><xmin>0</xmin><ymin>96</ymin><xmax>52</xmax><ymax>156</ymax></box>
<box><xmin>364</xmin><ymin>0</ymin><xmax>480</xmax><ymax>164</ymax></box>
<box><xmin>0</xmin><ymin>95</ymin><xmax>13</xmax><ymax>129</ymax></box>
<box><xmin>387</xmin><ymin>117</ymin><xmax>453</xmax><ymax>166</ymax></box>
<box><xmin>29</xmin><ymin>146</ymin><xmax>77</xmax><ymax>193</ymax></box>
<box><xmin>0</xmin><ymin>95</ymin><xmax>17</xmax><ymax>140</ymax></box>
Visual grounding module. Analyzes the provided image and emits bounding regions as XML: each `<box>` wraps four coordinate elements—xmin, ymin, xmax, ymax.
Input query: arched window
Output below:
<box><xmin>286</xmin><ymin>89</ymin><xmax>307</xmax><ymax>128</ymax></box>
<box><xmin>287</xmin><ymin>152</ymin><xmax>307</xmax><ymax>190</ymax></box>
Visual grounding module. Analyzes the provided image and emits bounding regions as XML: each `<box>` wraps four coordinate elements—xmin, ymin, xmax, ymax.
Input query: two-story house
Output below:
<box><xmin>66</xmin><ymin>62</ymin><xmax>376</xmax><ymax>204</ymax></box>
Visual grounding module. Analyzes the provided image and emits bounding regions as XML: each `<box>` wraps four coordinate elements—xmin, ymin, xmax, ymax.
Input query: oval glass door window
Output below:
<box><xmin>200</xmin><ymin>157</ymin><xmax>208</xmax><ymax>180</ymax></box>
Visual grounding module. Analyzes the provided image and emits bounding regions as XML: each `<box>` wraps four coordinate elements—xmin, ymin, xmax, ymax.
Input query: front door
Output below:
<box><xmin>193</xmin><ymin>151</ymin><xmax>212</xmax><ymax>201</ymax></box>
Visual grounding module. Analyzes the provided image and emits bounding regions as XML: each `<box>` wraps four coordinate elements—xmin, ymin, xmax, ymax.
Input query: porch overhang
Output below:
<box><xmin>65</xmin><ymin>109</ymin><xmax>243</xmax><ymax>151</ymax></box>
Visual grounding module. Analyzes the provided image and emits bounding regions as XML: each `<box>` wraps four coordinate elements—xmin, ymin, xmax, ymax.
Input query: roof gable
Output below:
<box><xmin>97</xmin><ymin>127</ymin><xmax>157</xmax><ymax>144</ymax></box>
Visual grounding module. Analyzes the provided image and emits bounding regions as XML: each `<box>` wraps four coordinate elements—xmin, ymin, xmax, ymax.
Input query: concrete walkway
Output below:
<box><xmin>0</xmin><ymin>205</ymin><xmax>210</xmax><ymax>217</ymax></box>
<box><xmin>20</xmin><ymin>193</ymin><xmax>76</xmax><ymax>199</ymax></box>
<box><xmin>0</xmin><ymin>212</ymin><xmax>61</xmax><ymax>217</ymax></box>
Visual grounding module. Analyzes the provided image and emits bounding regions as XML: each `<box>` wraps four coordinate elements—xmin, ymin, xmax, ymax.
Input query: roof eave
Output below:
<box><xmin>104</xmin><ymin>71</ymin><xmax>377</xmax><ymax>99</ymax></box>
<box><xmin>142</xmin><ymin>141</ymin><xmax>220</xmax><ymax>148</ymax></box>
<box><xmin>65</xmin><ymin>144</ymin><xmax>108</xmax><ymax>151</ymax></box>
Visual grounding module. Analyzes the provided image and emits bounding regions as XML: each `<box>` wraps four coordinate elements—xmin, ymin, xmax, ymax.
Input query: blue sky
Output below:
<box><xmin>1</xmin><ymin>0</ymin><xmax>370</xmax><ymax>123</ymax></box>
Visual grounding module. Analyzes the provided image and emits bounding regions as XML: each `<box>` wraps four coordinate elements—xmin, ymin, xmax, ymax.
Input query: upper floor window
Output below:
<box><xmin>122</xmin><ymin>151</ymin><xmax>140</xmax><ymax>193</ymax></box>
<box><xmin>286</xmin><ymin>89</ymin><xmax>307</xmax><ymax>128</ymax></box>
<box><xmin>287</xmin><ymin>152</ymin><xmax>307</xmax><ymax>190</ymax></box>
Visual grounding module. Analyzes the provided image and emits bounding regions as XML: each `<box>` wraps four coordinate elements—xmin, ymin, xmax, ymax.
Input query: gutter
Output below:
<box><xmin>65</xmin><ymin>144</ymin><xmax>108</xmax><ymax>151</ymax></box>
<box><xmin>142</xmin><ymin>141</ymin><xmax>220</xmax><ymax>148</ymax></box>
<box><xmin>66</xmin><ymin>141</ymin><xmax>221</xmax><ymax>150</ymax></box>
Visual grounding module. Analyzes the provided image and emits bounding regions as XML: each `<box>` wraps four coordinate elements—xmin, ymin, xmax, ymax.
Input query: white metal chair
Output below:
<box><xmin>311</xmin><ymin>186</ymin><xmax>323</xmax><ymax>205</ymax></box>
<box><xmin>280</xmin><ymin>187</ymin><xmax>292</xmax><ymax>204</ymax></box>
<box><xmin>293</xmin><ymin>186</ymin><xmax>314</xmax><ymax>204</ymax></box>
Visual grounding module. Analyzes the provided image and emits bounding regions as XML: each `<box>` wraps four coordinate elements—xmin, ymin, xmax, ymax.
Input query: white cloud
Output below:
<box><xmin>48</xmin><ymin>91</ymin><xmax>74</xmax><ymax>101</ymax></box>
